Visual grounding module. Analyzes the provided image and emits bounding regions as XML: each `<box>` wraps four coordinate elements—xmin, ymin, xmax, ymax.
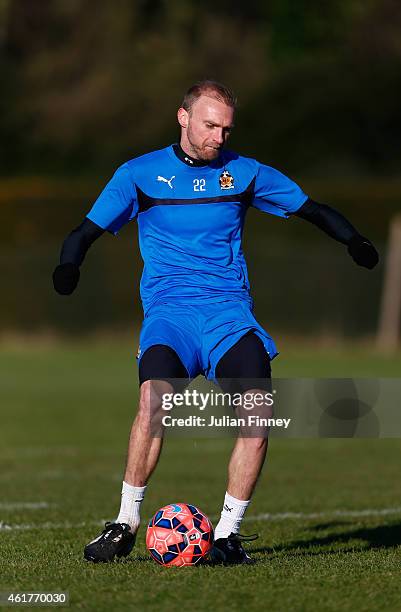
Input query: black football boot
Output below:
<box><xmin>210</xmin><ymin>532</ymin><xmax>258</xmax><ymax>565</ymax></box>
<box><xmin>84</xmin><ymin>522</ymin><xmax>136</xmax><ymax>563</ymax></box>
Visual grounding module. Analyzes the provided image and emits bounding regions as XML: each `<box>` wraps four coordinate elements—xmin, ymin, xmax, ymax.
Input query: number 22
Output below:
<box><xmin>193</xmin><ymin>179</ymin><xmax>206</xmax><ymax>192</ymax></box>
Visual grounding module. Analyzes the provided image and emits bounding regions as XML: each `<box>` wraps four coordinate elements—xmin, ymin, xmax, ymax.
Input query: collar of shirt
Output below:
<box><xmin>172</xmin><ymin>143</ymin><xmax>212</xmax><ymax>167</ymax></box>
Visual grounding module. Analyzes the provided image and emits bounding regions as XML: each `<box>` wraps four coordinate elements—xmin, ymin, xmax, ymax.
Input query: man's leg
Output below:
<box><xmin>225</xmin><ymin>428</ymin><xmax>269</xmax><ymax>500</ymax></box>
<box><xmin>122</xmin><ymin>379</ymin><xmax>173</xmax><ymax>488</ymax></box>
<box><xmin>114</xmin><ymin>378</ymin><xmax>170</xmax><ymax>532</ymax></box>
<box><xmin>212</xmin><ymin>332</ymin><xmax>271</xmax><ymax>563</ymax></box>
<box><xmin>84</xmin><ymin>345</ymin><xmax>188</xmax><ymax>562</ymax></box>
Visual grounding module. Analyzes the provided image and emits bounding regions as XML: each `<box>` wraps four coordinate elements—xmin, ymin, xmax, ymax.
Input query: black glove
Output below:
<box><xmin>53</xmin><ymin>263</ymin><xmax>80</xmax><ymax>295</ymax></box>
<box><xmin>347</xmin><ymin>235</ymin><xmax>379</xmax><ymax>270</ymax></box>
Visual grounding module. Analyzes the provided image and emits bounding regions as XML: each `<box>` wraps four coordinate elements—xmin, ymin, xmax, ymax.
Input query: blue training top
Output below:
<box><xmin>86</xmin><ymin>145</ymin><xmax>308</xmax><ymax>313</ymax></box>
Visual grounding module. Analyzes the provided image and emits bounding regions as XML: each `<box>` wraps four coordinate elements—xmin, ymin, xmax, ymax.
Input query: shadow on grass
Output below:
<box><xmin>83</xmin><ymin>521</ymin><xmax>401</xmax><ymax>566</ymax></box>
<box><xmin>123</xmin><ymin>554</ymin><xmax>256</xmax><ymax>569</ymax></box>
<box><xmin>250</xmin><ymin>520</ymin><xmax>401</xmax><ymax>556</ymax></box>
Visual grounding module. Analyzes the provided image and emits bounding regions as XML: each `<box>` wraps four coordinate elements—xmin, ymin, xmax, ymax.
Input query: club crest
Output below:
<box><xmin>219</xmin><ymin>170</ymin><xmax>234</xmax><ymax>190</ymax></box>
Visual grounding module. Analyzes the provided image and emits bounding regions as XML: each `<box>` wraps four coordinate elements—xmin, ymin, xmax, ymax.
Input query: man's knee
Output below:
<box><xmin>136</xmin><ymin>380</ymin><xmax>172</xmax><ymax>437</ymax></box>
<box><xmin>138</xmin><ymin>379</ymin><xmax>172</xmax><ymax>411</ymax></box>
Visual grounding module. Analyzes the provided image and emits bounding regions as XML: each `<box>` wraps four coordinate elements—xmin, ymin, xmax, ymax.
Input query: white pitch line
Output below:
<box><xmin>0</xmin><ymin>502</ymin><xmax>53</xmax><ymax>510</ymax></box>
<box><xmin>2</xmin><ymin>507</ymin><xmax>401</xmax><ymax>531</ymax></box>
<box><xmin>244</xmin><ymin>507</ymin><xmax>401</xmax><ymax>522</ymax></box>
<box><xmin>0</xmin><ymin>520</ymin><xmax>103</xmax><ymax>532</ymax></box>
<box><xmin>0</xmin><ymin>447</ymin><xmax>77</xmax><ymax>459</ymax></box>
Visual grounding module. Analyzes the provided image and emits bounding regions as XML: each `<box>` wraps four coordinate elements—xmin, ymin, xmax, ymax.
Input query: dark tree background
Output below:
<box><xmin>0</xmin><ymin>0</ymin><xmax>399</xmax><ymax>336</ymax></box>
<box><xmin>1</xmin><ymin>0</ymin><xmax>401</xmax><ymax>176</ymax></box>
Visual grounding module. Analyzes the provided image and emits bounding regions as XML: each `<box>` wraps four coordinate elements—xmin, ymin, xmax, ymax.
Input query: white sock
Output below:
<box><xmin>214</xmin><ymin>492</ymin><xmax>250</xmax><ymax>540</ymax></box>
<box><xmin>116</xmin><ymin>481</ymin><xmax>146</xmax><ymax>534</ymax></box>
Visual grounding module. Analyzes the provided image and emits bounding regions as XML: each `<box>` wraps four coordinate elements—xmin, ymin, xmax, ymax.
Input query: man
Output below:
<box><xmin>53</xmin><ymin>80</ymin><xmax>378</xmax><ymax>565</ymax></box>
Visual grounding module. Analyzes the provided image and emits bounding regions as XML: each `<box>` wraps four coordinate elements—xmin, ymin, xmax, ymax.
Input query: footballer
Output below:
<box><xmin>53</xmin><ymin>80</ymin><xmax>378</xmax><ymax>565</ymax></box>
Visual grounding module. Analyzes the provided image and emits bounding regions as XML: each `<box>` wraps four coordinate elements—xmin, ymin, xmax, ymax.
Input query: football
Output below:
<box><xmin>146</xmin><ymin>503</ymin><xmax>214</xmax><ymax>566</ymax></box>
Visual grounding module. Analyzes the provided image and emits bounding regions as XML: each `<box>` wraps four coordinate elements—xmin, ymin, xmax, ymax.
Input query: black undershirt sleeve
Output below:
<box><xmin>60</xmin><ymin>218</ymin><xmax>105</xmax><ymax>266</ymax></box>
<box><xmin>294</xmin><ymin>198</ymin><xmax>359</xmax><ymax>245</ymax></box>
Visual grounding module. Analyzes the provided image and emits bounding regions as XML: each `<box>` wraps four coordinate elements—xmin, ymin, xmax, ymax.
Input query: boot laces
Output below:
<box><xmin>227</xmin><ymin>532</ymin><xmax>258</xmax><ymax>551</ymax></box>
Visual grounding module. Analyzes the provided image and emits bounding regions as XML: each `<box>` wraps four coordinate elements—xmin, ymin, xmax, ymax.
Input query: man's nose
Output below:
<box><xmin>213</xmin><ymin>129</ymin><xmax>224</xmax><ymax>145</ymax></box>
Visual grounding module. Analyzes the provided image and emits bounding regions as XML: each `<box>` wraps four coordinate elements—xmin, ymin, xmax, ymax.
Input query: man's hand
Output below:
<box><xmin>347</xmin><ymin>235</ymin><xmax>379</xmax><ymax>270</ymax></box>
<box><xmin>53</xmin><ymin>263</ymin><xmax>80</xmax><ymax>295</ymax></box>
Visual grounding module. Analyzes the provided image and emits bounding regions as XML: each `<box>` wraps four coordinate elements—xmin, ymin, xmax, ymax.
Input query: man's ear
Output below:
<box><xmin>177</xmin><ymin>107</ymin><xmax>189</xmax><ymax>129</ymax></box>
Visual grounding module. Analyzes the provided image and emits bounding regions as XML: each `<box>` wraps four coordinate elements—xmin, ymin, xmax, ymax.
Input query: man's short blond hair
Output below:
<box><xmin>181</xmin><ymin>80</ymin><xmax>237</xmax><ymax>113</ymax></box>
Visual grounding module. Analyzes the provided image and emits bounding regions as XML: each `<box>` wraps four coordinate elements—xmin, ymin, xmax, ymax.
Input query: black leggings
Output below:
<box><xmin>138</xmin><ymin>331</ymin><xmax>271</xmax><ymax>392</ymax></box>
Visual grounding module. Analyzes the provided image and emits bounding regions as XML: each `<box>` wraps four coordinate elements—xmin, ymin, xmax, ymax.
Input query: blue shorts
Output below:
<box><xmin>137</xmin><ymin>301</ymin><xmax>278</xmax><ymax>381</ymax></box>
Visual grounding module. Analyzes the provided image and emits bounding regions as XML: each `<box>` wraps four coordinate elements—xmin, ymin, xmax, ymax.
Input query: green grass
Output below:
<box><xmin>0</xmin><ymin>341</ymin><xmax>401</xmax><ymax>611</ymax></box>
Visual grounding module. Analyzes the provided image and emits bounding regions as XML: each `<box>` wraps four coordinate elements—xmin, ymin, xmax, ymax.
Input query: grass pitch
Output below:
<box><xmin>0</xmin><ymin>341</ymin><xmax>401</xmax><ymax>611</ymax></box>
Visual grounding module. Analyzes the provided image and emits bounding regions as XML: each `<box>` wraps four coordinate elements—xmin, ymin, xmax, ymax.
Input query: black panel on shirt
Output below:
<box><xmin>136</xmin><ymin>178</ymin><xmax>255</xmax><ymax>214</ymax></box>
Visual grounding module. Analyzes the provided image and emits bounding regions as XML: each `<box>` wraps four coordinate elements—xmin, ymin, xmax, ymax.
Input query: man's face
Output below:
<box><xmin>178</xmin><ymin>95</ymin><xmax>235</xmax><ymax>161</ymax></box>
